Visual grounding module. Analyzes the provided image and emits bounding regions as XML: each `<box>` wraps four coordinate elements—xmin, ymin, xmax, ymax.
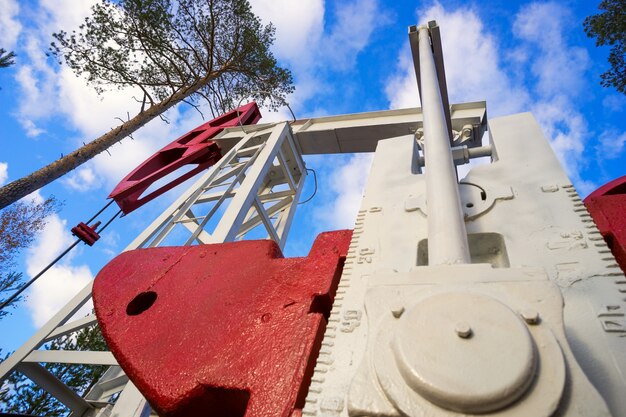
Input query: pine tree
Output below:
<box><xmin>0</xmin><ymin>0</ymin><xmax>293</xmax><ymax>210</ymax></box>
<box><xmin>0</xmin><ymin>49</ymin><xmax>16</xmax><ymax>68</ymax></box>
<box><xmin>584</xmin><ymin>0</ymin><xmax>626</xmax><ymax>93</ymax></box>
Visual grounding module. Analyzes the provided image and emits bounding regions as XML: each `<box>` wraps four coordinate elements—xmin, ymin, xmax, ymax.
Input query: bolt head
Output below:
<box><xmin>391</xmin><ymin>306</ymin><xmax>405</xmax><ymax>318</ymax></box>
<box><xmin>521</xmin><ymin>310</ymin><xmax>540</xmax><ymax>325</ymax></box>
<box><xmin>455</xmin><ymin>322</ymin><xmax>472</xmax><ymax>338</ymax></box>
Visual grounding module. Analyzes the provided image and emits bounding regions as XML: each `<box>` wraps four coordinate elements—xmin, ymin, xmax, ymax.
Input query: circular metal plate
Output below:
<box><xmin>393</xmin><ymin>292</ymin><xmax>537</xmax><ymax>413</ymax></box>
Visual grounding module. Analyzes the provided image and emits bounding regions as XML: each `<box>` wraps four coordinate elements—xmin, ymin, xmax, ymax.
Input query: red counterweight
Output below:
<box><xmin>109</xmin><ymin>102</ymin><xmax>261</xmax><ymax>214</ymax></box>
<box><xmin>93</xmin><ymin>230</ymin><xmax>352</xmax><ymax>417</ymax></box>
<box><xmin>585</xmin><ymin>175</ymin><xmax>626</xmax><ymax>273</ymax></box>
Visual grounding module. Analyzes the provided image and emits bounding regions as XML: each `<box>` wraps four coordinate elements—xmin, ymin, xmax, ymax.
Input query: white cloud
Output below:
<box><xmin>25</xmin><ymin>214</ymin><xmax>93</xmax><ymax>327</ymax></box>
<box><xmin>314</xmin><ymin>154</ymin><xmax>373</xmax><ymax>229</ymax></box>
<box><xmin>39</xmin><ymin>0</ymin><xmax>98</xmax><ymax>35</ymax></box>
<box><xmin>512</xmin><ymin>3</ymin><xmax>592</xmax><ymax>184</ymax></box>
<box><xmin>15</xmin><ymin>63</ymin><xmax>50</xmax><ymax>137</ymax></box>
<box><xmin>86</xmin><ymin>111</ymin><xmax>184</xmax><ymax>190</ymax></box>
<box><xmin>322</xmin><ymin>0</ymin><xmax>385</xmax><ymax>70</ymax></box>
<box><xmin>18</xmin><ymin>118</ymin><xmax>45</xmax><ymax>138</ymax></box>
<box><xmin>20</xmin><ymin>189</ymin><xmax>45</xmax><ymax>205</ymax></box>
<box><xmin>385</xmin><ymin>47</ymin><xmax>419</xmax><ymax>109</ymax></box>
<box><xmin>251</xmin><ymin>0</ymin><xmax>385</xmax><ymax>71</ymax></box>
<box><xmin>0</xmin><ymin>0</ymin><xmax>21</xmax><ymax>49</ymax></box>
<box><xmin>0</xmin><ymin>162</ymin><xmax>8</xmax><ymax>186</ymax></box>
<box><xmin>249</xmin><ymin>0</ymin><xmax>324</xmax><ymax>67</ymax></box>
<box><xmin>530</xmin><ymin>97</ymin><xmax>587</xmax><ymax>175</ymax></box>
<box><xmin>56</xmin><ymin>67</ymin><xmax>147</xmax><ymax>138</ymax></box>
<box><xmin>386</xmin><ymin>2</ymin><xmax>529</xmax><ymax>116</ymax></box>
<box><xmin>597</xmin><ymin>129</ymin><xmax>626</xmax><ymax>161</ymax></box>
<box><xmin>257</xmin><ymin>106</ymin><xmax>294</xmax><ymax>123</ymax></box>
<box><xmin>513</xmin><ymin>2</ymin><xmax>589</xmax><ymax>97</ymax></box>
<box><xmin>26</xmin><ymin>215</ymin><xmax>75</xmax><ymax>272</ymax></box>
<box><xmin>250</xmin><ymin>0</ymin><xmax>386</xmax><ymax>115</ymax></box>
<box><xmin>100</xmin><ymin>229</ymin><xmax>120</xmax><ymax>254</ymax></box>
<box><xmin>26</xmin><ymin>263</ymin><xmax>93</xmax><ymax>327</ymax></box>
<box><xmin>13</xmin><ymin>32</ymin><xmax>60</xmax><ymax>136</ymax></box>
<box><xmin>602</xmin><ymin>94</ymin><xmax>626</xmax><ymax>113</ymax></box>
<box><xmin>62</xmin><ymin>166</ymin><xmax>100</xmax><ymax>192</ymax></box>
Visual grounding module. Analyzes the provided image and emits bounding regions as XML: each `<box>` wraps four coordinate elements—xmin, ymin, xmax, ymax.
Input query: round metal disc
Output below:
<box><xmin>392</xmin><ymin>292</ymin><xmax>537</xmax><ymax>413</ymax></box>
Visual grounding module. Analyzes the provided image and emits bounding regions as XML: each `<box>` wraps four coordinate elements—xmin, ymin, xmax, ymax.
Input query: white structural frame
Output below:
<box><xmin>129</xmin><ymin>122</ymin><xmax>306</xmax><ymax>251</ymax></box>
<box><xmin>0</xmin><ymin>122</ymin><xmax>307</xmax><ymax>416</ymax></box>
<box><xmin>0</xmin><ymin>103</ymin><xmax>488</xmax><ymax>416</ymax></box>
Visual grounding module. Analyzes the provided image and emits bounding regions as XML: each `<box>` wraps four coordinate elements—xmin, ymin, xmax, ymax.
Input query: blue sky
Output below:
<box><xmin>0</xmin><ymin>0</ymin><xmax>624</xmax><ymax>354</ymax></box>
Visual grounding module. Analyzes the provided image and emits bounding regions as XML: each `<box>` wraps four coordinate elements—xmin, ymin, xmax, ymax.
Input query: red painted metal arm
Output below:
<box><xmin>93</xmin><ymin>230</ymin><xmax>352</xmax><ymax>417</ymax></box>
<box><xmin>109</xmin><ymin>102</ymin><xmax>262</xmax><ymax>214</ymax></box>
<box><xmin>585</xmin><ymin>175</ymin><xmax>626</xmax><ymax>273</ymax></box>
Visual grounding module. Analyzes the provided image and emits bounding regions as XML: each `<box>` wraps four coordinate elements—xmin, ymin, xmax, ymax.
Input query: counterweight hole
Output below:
<box><xmin>127</xmin><ymin>291</ymin><xmax>157</xmax><ymax>316</ymax></box>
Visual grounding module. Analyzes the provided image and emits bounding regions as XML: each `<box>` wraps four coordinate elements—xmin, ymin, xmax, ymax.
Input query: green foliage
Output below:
<box><xmin>50</xmin><ymin>0</ymin><xmax>294</xmax><ymax>116</ymax></box>
<box><xmin>0</xmin><ymin>272</ymin><xmax>25</xmax><ymax>320</ymax></box>
<box><xmin>0</xmin><ymin>200</ymin><xmax>106</xmax><ymax>416</ymax></box>
<box><xmin>584</xmin><ymin>0</ymin><xmax>626</xmax><ymax>93</ymax></box>
<box><xmin>0</xmin><ymin>325</ymin><xmax>108</xmax><ymax>416</ymax></box>
<box><xmin>0</xmin><ymin>49</ymin><xmax>16</xmax><ymax>68</ymax></box>
<box><xmin>0</xmin><ymin>197</ymin><xmax>59</xmax><ymax>318</ymax></box>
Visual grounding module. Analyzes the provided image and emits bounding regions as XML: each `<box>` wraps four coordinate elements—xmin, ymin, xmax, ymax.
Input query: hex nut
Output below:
<box><xmin>521</xmin><ymin>310</ymin><xmax>540</xmax><ymax>325</ymax></box>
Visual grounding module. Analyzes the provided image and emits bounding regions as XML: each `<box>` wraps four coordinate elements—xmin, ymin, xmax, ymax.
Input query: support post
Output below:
<box><xmin>416</xmin><ymin>24</ymin><xmax>471</xmax><ymax>265</ymax></box>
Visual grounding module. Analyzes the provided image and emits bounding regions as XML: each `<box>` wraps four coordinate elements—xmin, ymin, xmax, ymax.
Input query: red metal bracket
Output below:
<box><xmin>584</xmin><ymin>175</ymin><xmax>626</xmax><ymax>273</ymax></box>
<box><xmin>93</xmin><ymin>230</ymin><xmax>352</xmax><ymax>417</ymax></box>
<box><xmin>109</xmin><ymin>102</ymin><xmax>262</xmax><ymax>214</ymax></box>
<box><xmin>70</xmin><ymin>222</ymin><xmax>100</xmax><ymax>246</ymax></box>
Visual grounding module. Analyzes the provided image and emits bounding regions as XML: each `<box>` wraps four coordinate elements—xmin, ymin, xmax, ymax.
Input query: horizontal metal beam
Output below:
<box><xmin>16</xmin><ymin>363</ymin><xmax>92</xmax><ymax>414</ymax></box>
<box><xmin>214</xmin><ymin>102</ymin><xmax>487</xmax><ymax>155</ymax></box>
<box><xmin>23</xmin><ymin>350</ymin><xmax>118</xmax><ymax>366</ymax></box>
<box><xmin>0</xmin><ymin>283</ymin><xmax>94</xmax><ymax>382</ymax></box>
<box><xmin>44</xmin><ymin>314</ymin><xmax>98</xmax><ymax>343</ymax></box>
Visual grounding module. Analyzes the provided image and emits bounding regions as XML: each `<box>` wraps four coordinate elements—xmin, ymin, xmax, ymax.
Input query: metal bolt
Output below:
<box><xmin>455</xmin><ymin>322</ymin><xmax>472</xmax><ymax>338</ymax></box>
<box><xmin>521</xmin><ymin>310</ymin><xmax>540</xmax><ymax>325</ymax></box>
<box><xmin>461</xmin><ymin>124</ymin><xmax>473</xmax><ymax>140</ymax></box>
<box><xmin>391</xmin><ymin>306</ymin><xmax>405</xmax><ymax>318</ymax></box>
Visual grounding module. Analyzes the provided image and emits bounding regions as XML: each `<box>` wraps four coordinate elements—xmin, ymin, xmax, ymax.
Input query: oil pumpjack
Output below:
<box><xmin>1</xmin><ymin>21</ymin><xmax>626</xmax><ymax>417</ymax></box>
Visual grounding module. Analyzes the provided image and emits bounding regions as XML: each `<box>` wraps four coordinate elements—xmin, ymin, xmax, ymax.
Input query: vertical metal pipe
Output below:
<box><xmin>418</xmin><ymin>25</ymin><xmax>471</xmax><ymax>265</ymax></box>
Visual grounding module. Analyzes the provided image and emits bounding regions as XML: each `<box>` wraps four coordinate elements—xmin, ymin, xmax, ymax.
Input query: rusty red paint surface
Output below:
<box><xmin>93</xmin><ymin>230</ymin><xmax>352</xmax><ymax>417</ymax></box>
<box><xmin>109</xmin><ymin>102</ymin><xmax>261</xmax><ymax>214</ymax></box>
<box><xmin>585</xmin><ymin>175</ymin><xmax>626</xmax><ymax>273</ymax></box>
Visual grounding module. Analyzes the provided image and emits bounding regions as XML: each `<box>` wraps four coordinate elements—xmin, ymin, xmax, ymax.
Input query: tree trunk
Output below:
<box><xmin>0</xmin><ymin>73</ymin><xmax>219</xmax><ymax>210</ymax></box>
